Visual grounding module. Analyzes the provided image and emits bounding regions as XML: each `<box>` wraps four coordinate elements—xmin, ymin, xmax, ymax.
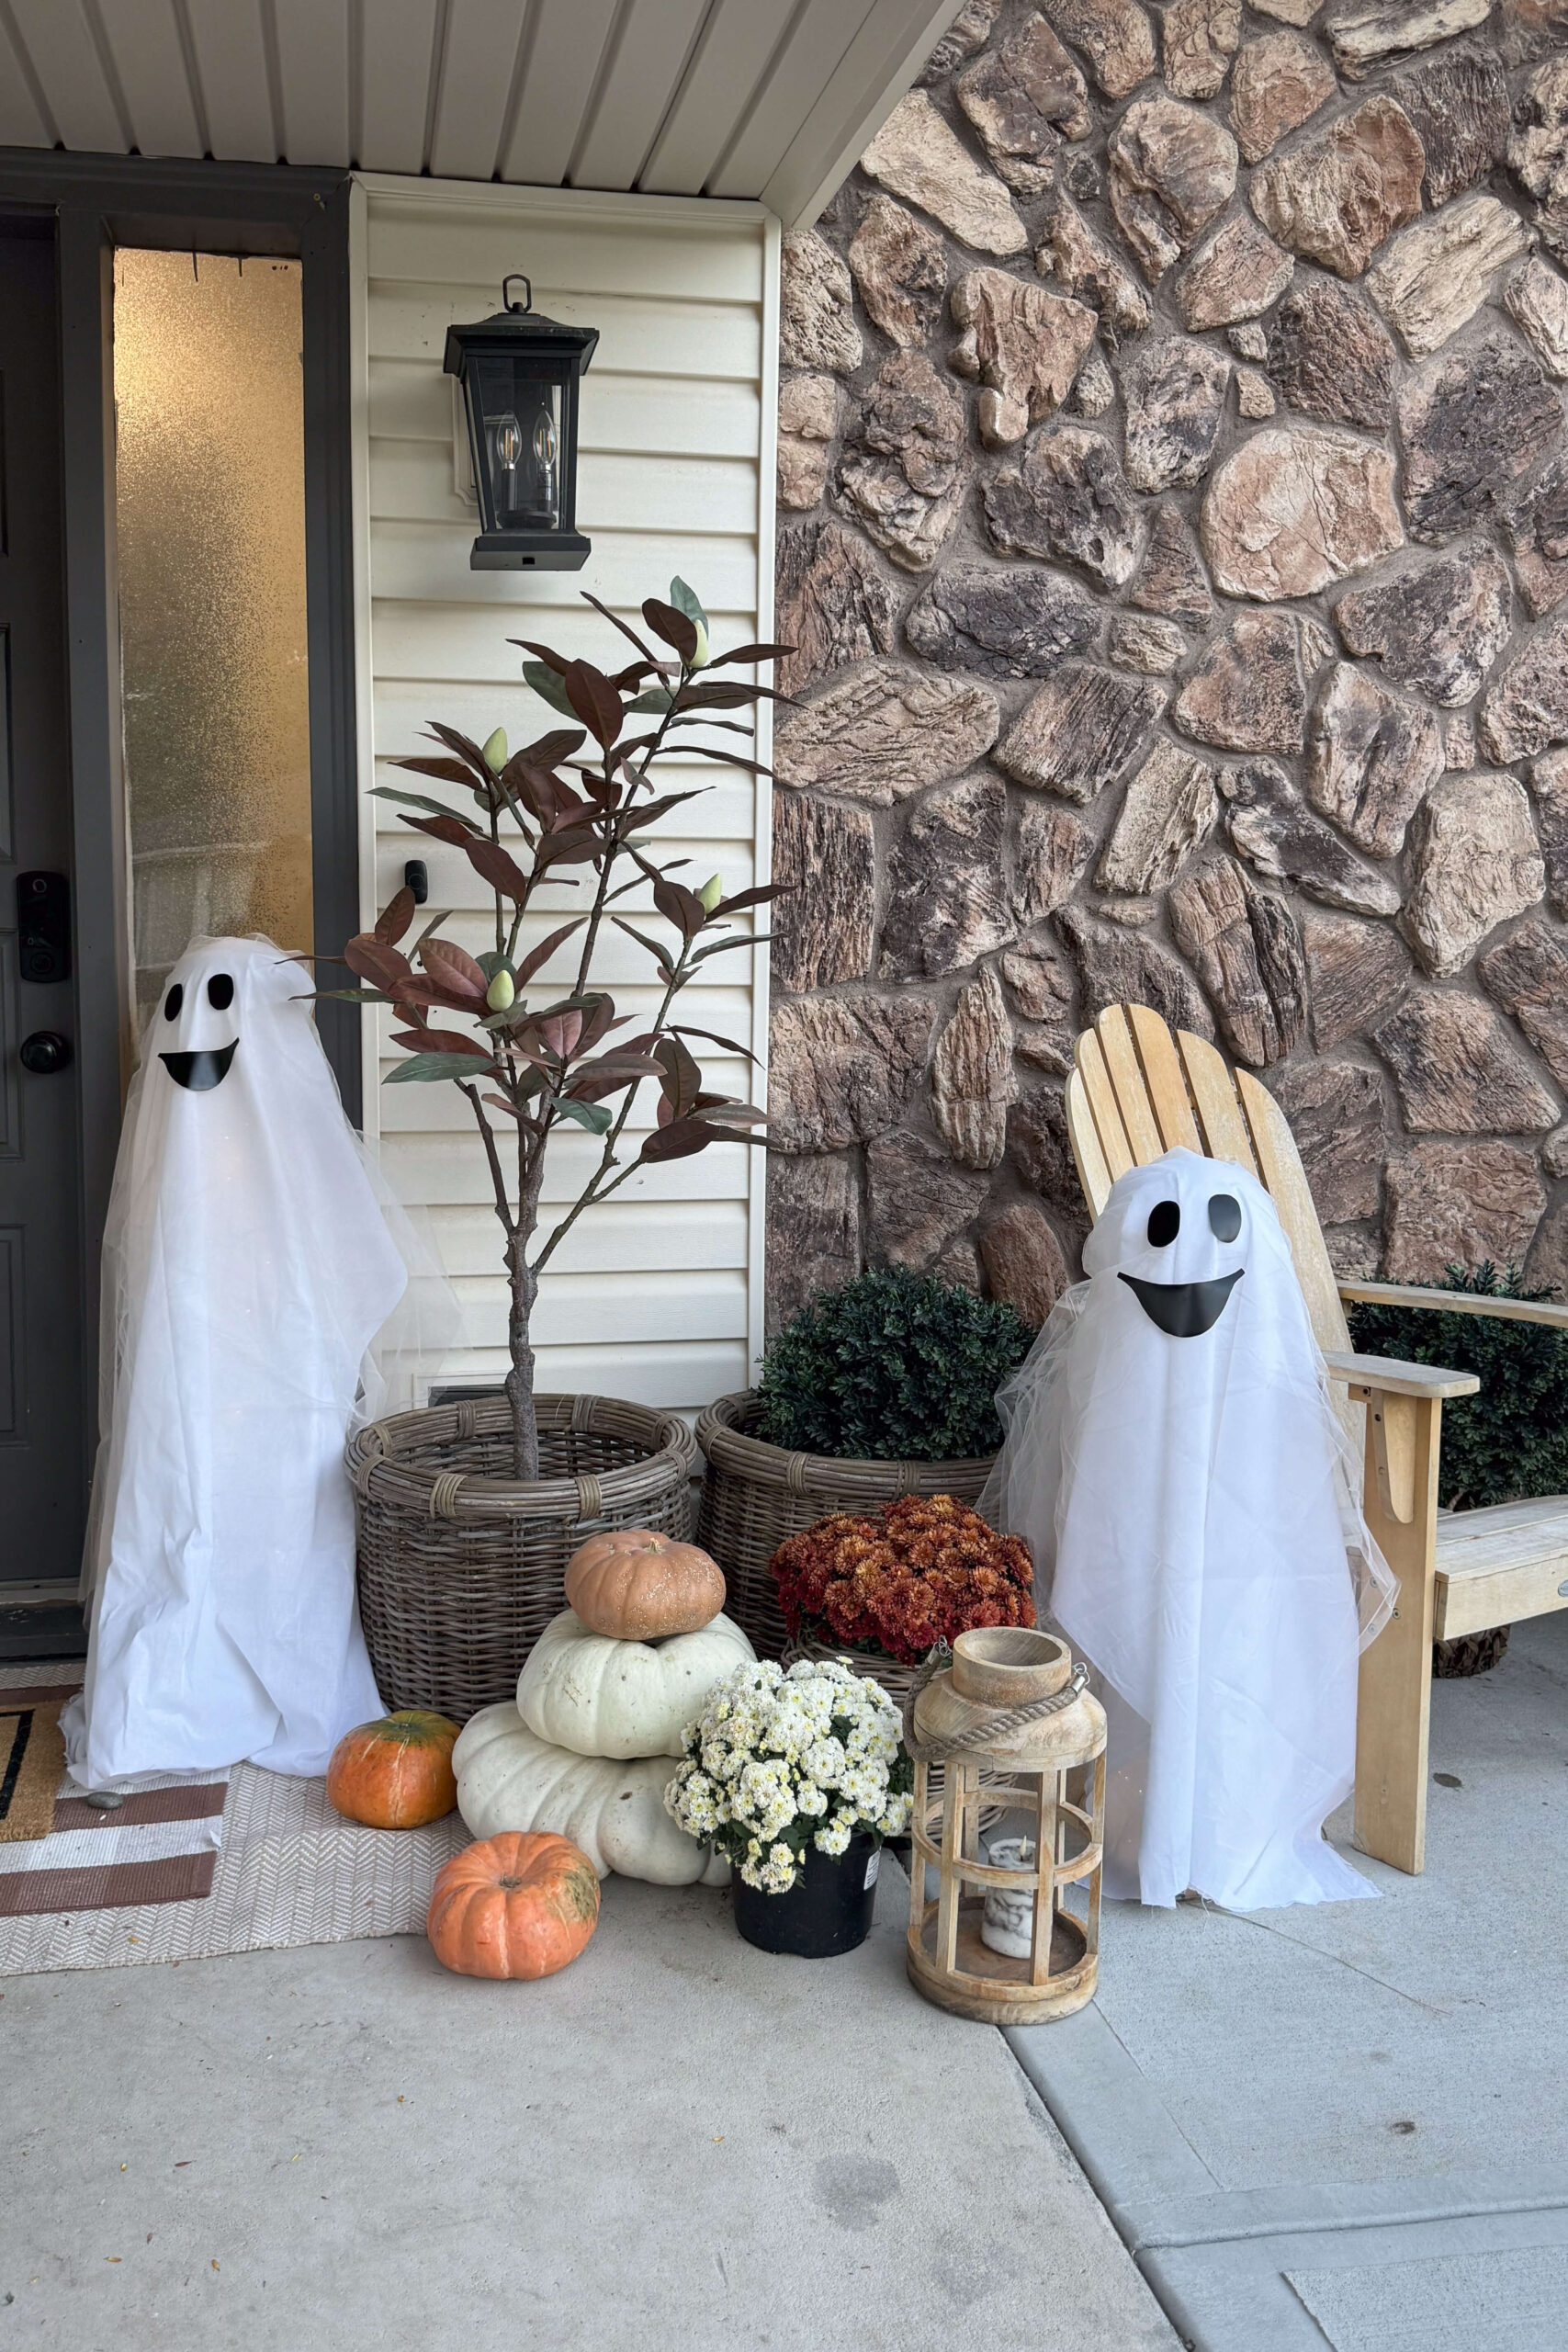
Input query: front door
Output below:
<box><xmin>0</xmin><ymin>223</ymin><xmax>85</xmax><ymax>1593</ymax></box>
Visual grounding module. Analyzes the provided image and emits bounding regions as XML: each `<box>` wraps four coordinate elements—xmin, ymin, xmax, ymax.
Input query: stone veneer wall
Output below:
<box><xmin>764</xmin><ymin>0</ymin><xmax>1568</xmax><ymax>1338</ymax></box>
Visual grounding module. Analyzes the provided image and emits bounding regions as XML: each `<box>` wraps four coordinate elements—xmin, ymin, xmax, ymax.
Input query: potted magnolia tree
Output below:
<box><xmin>337</xmin><ymin>582</ymin><xmax>784</xmax><ymax>1720</ymax></box>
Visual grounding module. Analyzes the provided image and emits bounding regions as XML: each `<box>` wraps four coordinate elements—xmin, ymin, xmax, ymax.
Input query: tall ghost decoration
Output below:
<box><xmin>63</xmin><ymin>938</ymin><xmax>410</xmax><ymax>1788</ymax></box>
<box><xmin>981</xmin><ymin>1148</ymin><xmax>1394</xmax><ymax>1912</ymax></box>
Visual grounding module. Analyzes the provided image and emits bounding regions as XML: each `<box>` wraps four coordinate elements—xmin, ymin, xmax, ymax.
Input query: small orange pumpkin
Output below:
<box><xmin>427</xmin><ymin>1831</ymin><xmax>601</xmax><ymax>1980</ymax></box>
<box><xmin>564</xmin><ymin>1528</ymin><xmax>726</xmax><ymax>1641</ymax></box>
<box><xmin>326</xmin><ymin>1711</ymin><xmax>459</xmax><ymax>1829</ymax></box>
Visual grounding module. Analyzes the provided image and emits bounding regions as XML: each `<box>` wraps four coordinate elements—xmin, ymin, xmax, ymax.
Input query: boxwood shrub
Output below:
<box><xmin>1348</xmin><ymin>1263</ymin><xmax>1568</xmax><ymax>1511</ymax></box>
<box><xmin>757</xmin><ymin>1267</ymin><xmax>1033</xmax><ymax>1463</ymax></box>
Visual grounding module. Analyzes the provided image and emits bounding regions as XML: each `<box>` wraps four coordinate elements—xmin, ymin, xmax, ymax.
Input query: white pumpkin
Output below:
<box><xmin>453</xmin><ymin>1702</ymin><xmax>728</xmax><ymax>1886</ymax></box>
<box><xmin>516</xmin><ymin>1607</ymin><xmax>756</xmax><ymax>1760</ymax></box>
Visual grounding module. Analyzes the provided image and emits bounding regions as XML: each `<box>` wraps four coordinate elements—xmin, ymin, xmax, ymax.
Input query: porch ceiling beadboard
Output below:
<box><xmin>350</xmin><ymin>173</ymin><xmax>778</xmax><ymax>1410</ymax></box>
<box><xmin>0</xmin><ymin>0</ymin><xmax>966</xmax><ymax>229</ymax></box>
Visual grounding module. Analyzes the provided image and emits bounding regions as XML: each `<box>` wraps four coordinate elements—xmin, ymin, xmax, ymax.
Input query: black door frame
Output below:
<box><xmin>0</xmin><ymin>149</ymin><xmax>361</xmax><ymax>1527</ymax></box>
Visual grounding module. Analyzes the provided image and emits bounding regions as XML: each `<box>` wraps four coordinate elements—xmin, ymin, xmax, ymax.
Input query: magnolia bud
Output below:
<box><xmin>481</xmin><ymin>727</ymin><xmax>507</xmax><ymax>774</ymax></box>
<box><xmin>698</xmin><ymin>873</ymin><xmax>723</xmax><ymax>913</ymax></box>
<box><xmin>690</xmin><ymin>619</ymin><xmax>709</xmax><ymax>670</ymax></box>
<box><xmin>485</xmin><ymin>967</ymin><xmax>515</xmax><ymax>1012</ymax></box>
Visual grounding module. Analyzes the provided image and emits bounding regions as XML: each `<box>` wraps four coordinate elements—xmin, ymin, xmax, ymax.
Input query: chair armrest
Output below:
<box><xmin>1322</xmin><ymin>1350</ymin><xmax>1480</xmax><ymax>1401</ymax></box>
<box><xmin>1338</xmin><ymin>1280</ymin><xmax>1568</xmax><ymax>1332</ymax></box>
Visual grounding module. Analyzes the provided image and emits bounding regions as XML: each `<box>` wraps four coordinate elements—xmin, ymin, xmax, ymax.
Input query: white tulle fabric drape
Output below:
<box><xmin>63</xmin><ymin>936</ymin><xmax>443</xmax><ymax>1789</ymax></box>
<box><xmin>980</xmin><ymin>1148</ymin><xmax>1394</xmax><ymax>1912</ymax></box>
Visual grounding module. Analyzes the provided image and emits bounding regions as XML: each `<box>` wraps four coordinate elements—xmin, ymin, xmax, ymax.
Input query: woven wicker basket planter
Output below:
<box><xmin>347</xmin><ymin>1392</ymin><xmax>699</xmax><ymax>1722</ymax></box>
<box><xmin>694</xmin><ymin>1391</ymin><xmax>996</xmax><ymax>1661</ymax></box>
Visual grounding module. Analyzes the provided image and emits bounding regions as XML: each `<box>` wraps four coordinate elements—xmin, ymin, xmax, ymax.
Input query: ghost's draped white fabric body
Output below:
<box><xmin>63</xmin><ymin>937</ymin><xmax>406</xmax><ymax>1786</ymax></box>
<box><xmin>981</xmin><ymin>1148</ymin><xmax>1394</xmax><ymax>1912</ymax></box>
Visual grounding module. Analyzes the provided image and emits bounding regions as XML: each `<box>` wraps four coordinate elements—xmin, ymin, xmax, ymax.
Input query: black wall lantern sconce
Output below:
<box><xmin>444</xmin><ymin>274</ymin><xmax>598</xmax><ymax>572</ymax></box>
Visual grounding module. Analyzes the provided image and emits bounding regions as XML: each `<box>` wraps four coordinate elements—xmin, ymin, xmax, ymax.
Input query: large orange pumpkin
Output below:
<box><xmin>564</xmin><ymin>1528</ymin><xmax>726</xmax><ymax>1641</ymax></box>
<box><xmin>427</xmin><ymin>1831</ymin><xmax>601</xmax><ymax>1980</ymax></box>
<box><xmin>326</xmin><ymin>1711</ymin><xmax>459</xmax><ymax>1829</ymax></box>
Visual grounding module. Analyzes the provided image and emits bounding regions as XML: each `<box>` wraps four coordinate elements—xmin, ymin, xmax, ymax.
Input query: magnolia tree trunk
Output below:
<box><xmin>505</xmin><ymin>1236</ymin><xmax>539</xmax><ymax>1481</ymax></box>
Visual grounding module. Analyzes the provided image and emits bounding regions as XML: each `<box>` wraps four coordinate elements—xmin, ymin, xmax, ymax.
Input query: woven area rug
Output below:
<box><xmin>0</xmin><ymin>1664</ymin><xmax>468</xmax><ymax>1976</ymax></box>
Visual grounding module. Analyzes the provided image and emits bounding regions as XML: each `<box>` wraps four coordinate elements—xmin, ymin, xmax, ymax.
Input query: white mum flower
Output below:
<box><xmin>815</xmin><ymin>1816</ymin><xmax>852</xmax><ymax>1856</ymax></box>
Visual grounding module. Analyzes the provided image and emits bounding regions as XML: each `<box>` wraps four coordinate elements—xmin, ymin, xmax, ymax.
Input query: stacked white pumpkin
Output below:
<box><xmin>453</xmin><ymin>1531</ymin><xmax>755</xmax><ymax>1887</ymax></box>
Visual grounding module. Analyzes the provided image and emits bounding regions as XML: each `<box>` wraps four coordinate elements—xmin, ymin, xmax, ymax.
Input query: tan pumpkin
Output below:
<box><xmin>326</xmin><ymin>1711</ymin><xmax>459</xmax><ymax>1829</ymax></box>
<box><xmin>426</xmin><ymin>1831</ymin><xmax>600</xmax><ymax>1979</ymax></box>
<box><xmin>563</xmin><ymin>1528</ymin><xmax>726</xmax><ymax>1641</ymax></box>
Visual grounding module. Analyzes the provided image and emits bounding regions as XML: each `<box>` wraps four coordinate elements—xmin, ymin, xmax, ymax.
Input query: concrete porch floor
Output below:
<box><xmin>5</xmin><ymin>1855</ymin><xmax>1176</xmax><ymax>2352</ymax></box>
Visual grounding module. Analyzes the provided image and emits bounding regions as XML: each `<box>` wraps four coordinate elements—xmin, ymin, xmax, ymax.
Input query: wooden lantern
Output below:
<box><xmin>906</xmin><ymin>1627</ymin><xmax>1106</xmax><ymax>2026</ymax></box>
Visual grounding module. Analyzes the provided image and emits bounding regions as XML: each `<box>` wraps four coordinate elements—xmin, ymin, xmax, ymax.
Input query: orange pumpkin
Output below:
<box><xmin>427</xmin><ymin>1831</ymin><xmax>601</xmax><ymax>1980</ymax></box>
<box><xmin>326</xmin><ymin>1711</ymin><xmax>459</xmax><ymax>1829</ymax></box>
<box><xmin>564</xmin><ymin>1528</ymin><xmax>726</xmax><ymax>1641</ymax></box>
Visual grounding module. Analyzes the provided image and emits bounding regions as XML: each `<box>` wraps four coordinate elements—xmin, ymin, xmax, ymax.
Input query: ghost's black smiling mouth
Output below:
<box><xmin>160</xmin><ymin>1040</ymin><xmax>238</xmax><ymax>1091</ymax></box>
<box><xmin>1119</xmin><ymin>1269</ymin><xmax>1242</xmax><ymax>1338</ymax></box>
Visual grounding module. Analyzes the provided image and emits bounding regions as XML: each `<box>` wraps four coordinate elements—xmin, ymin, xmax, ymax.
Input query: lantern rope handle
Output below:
<box><xmin>899</xmin><ymin>1652</ymin><xmax>1090</xmax><ymax>1766</ymax></box>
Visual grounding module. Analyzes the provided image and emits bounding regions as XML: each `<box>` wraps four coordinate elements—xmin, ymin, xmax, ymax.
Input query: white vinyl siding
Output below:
<box><xmin>350</xmin><ymin>173</ymin><xmax>777</xmax><ymax>1411</ymax></box>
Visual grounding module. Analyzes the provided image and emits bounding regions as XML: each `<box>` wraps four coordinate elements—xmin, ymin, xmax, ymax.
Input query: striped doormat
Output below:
<box><xmin>0</xmin><ymin>1662</ymin><xmax>469</xmax><ymax>1976</ymax></box>
<box><xmin>0</xmin><ymin>1676</ymin><xmax>228</xmax><ymax>1920</ymax></box>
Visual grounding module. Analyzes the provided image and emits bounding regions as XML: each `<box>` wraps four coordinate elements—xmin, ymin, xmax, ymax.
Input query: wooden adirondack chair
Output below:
<box><xmin>1064</xmin><ymin>1001</ymin><xmax>1568</xmax><ymax>1877</ymax></box>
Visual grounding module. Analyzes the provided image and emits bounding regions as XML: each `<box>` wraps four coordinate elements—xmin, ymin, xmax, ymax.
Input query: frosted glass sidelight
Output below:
<box><xmin>114</xmin><ymin>251</ymin><xmax>312</xmax><ymax>1023</ymax></box>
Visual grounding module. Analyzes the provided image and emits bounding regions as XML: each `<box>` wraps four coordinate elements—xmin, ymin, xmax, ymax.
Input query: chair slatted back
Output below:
<box><xmin>1066</xmin><ymin>1003</ymin><xmax>1352</xmax><ymax>1360</ymax></box>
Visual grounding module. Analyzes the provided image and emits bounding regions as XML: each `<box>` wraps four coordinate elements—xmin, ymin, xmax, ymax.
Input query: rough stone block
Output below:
<box><xmin>1382</xmin><ymin>1140</ymin><xmax>1546</xmax><ymax>1280</ymax></box>
<box><xmin>1306</xmin><ymin>663</ymin><xmax>1444</xmax><ymax>857</ymax></box>
<box><xmin>769</xmin><ymin>994</ymin><xmax>935</xmax><ymax>1154</ymax></box>
<box><xmin>774</xmin><ymin>660</ymin><xmax>999</xmax><ymax>806</ymax></box>
<box><xmin>932</xmin><ymin>967</ymin><xmax>1018</xmax><ymax>1167</ymax></box>
<box><xmin>861</xmin><ymin>92</ymin><xmax>1028</xmax><ymax>254</ymax></box>
<box><xmin>1202</xmin><ymin>426</ymin><xmax>1403</xmax><ymax>601</ymax></box>
<box><xmin>995</xmin><ymin>662</ymin><xmax>1165</xmax><ymax>801</ymax></box>
<box><xmin>1168</xmin><ymin>856</ymin><xmax>1306</xmax><ymax>1066</ymax></box>
<box><xmin>1269</xmin><ymin>1057</ymin><xmax>1385</xmax><ymax>1221</ymax></box>
<box><xmin>905</xmin><ymin>562</ymin><xmax>1098</xmax><ymax>677</ymax></box>
<box><xmin>1400</xmin><ymin>773</ymin><xmax>1548</xmax><ymax>977</ymax></box>
<box><xmin>1098</xmin><ymin>736</ymin><xmax>1221</xmax><ymax>892</ymax></box>
<box><xmin>1301</xmin><ymin>907</ymin><xmax>1413</xmax><ymax>1050</ymax></box>
<box><xmin>882</xmin><ymin>775</ymin><xmax>1016</xmax><ymax>978</ymax></box>
<box><xmin>770</xmin><ymin>793</ymin><xmax>877</xmax><ymax>995</ymax></box>
<box><xmin>1374</xmin><ymin>989</ymin><xmax>1560</xmax><ymax>1133</ymax></box>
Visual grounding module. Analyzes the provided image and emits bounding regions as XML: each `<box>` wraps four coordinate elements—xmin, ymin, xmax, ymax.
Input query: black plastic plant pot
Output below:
<box><xmin>732</xmin><ymin>1830</ymin><xmax>881</xmax><ymax>1958</ymax></box>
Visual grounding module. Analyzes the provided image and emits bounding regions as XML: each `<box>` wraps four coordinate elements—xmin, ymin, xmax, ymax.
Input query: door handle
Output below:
<box><xmin>19</xmin><ymin>1030</ymin><xmax>73</xmax><ymax>1074</ymax></box>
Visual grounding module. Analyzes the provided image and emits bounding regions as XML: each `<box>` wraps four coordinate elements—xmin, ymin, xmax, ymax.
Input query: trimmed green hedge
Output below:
<box><xmin>757</xmin><ymin>1267</ymin><xmax>1032</xmax><ymax>1463</ymax></box>
<box><xmin>1348</xmin><ymin>1263</ymin><xmax>1568</xmax><ymax>1511</ymax></box>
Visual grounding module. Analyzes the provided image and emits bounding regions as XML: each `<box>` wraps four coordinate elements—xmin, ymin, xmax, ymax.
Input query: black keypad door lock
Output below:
<box><xmin>20</xmin><ymin>1031</ymin><xmax>73</xmax><ymax>1074</ymax></box>
<box><xmin>17</xmin><ymin>871</ymin><xmax>71</xmax><ymax>982</ymax></box>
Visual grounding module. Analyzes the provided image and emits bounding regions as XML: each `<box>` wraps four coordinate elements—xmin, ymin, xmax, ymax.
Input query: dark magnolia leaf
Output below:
<box><xmin>695</xmin><ymin>1097</ymin><xmax>766</xmax><ymax>1124</ymax></box>
<box><xmin>638</xmin><ymin>1114</ymin><xmax>719</xmax><ymax>1163</ymax></box>
<box><xmin>714</xmin><ymin>883</ymin><xmax>785</xmax><ymax>917</ymax></box>
<box><xmin>385</xmin><ymin>1051</ymin><xmax>498</xmax><ymax>1084</ymax></box>
<box><xmin>371</xmin><ymin>786</ymin><xmax>484</xmax><ymax>832</ymax></box>
<box><xmin>389</xmin><ymin>1025</ymin><xmax>491</xmax><ymax>1059</ymax></box>
<box><xmin>420</xmin><ymin>936</ymin><xmax>489</xmax><ymax>1001</ymax></box>
<box><xmin>669</xmin><ymin>577</ymin><xmax>708</xmax><ymax>636</ymax></box>
<box><xmin>566</xmin><ymin>1053</ymin><xmax>664</xmax><ymax>1103</ymax></box>
<box><xmin>705</xmin><ymin>640</ymin><xmax>794</xmax><ymax>669</ymax></box>
<box><xmin>483</xmin><ymin>1091</ymin><xmax>522</xmax><ymax>1121</ymax></box>
<box><xmin>514</xmin><ymin>916</ymin><xmax>586</xmax><ymax>986</ymax></box>
<box><xmin>344</xmin><ymin>934</ymin><xmax>413</xmax><ymax>995</ymax></box>
<box><xmin>625</xmin><ymin>684</ymin><xmax>677</xmax><ymax>716</ymax></box>
<box><xmin>516</xmin><ymin>727</ymin><xmax>588</xmax><ymax>769</ymax></box>
<box><xmin>511</xmin><ymin>639</ymin><xmax>570</xmax><ymax>676</ymax></box>
<box><xmin>463</xmin><ymin>834</ymin><xmax>533</xmax><ymax>901</ymax></box>
<box><xmin>652</xmin><ymin>875</ymin><xmax>705</xmax><ymax>941</ymax></box>
<box><xmin>387</xmin><ymin>756</ymin><xmax>484</xmax><ymax>788</ymax></box>
<box><xmin>522</xmin><ymin>661</ymin><xmax>577</xmax><ymax>717</ymax></box>
<box><xmin>677</xmin><ymin>742</ymin><xmax>774</xmax><ymax>777</ymax></box>
<box><xmin>375</xmin><ymin>885</ymin><xmax>417</xmax><ymax>945</ymax></box>
<box><xmin>692</xmin><ymin>932</ymin><xmax>770</xmax><ymax>963</ymax></box>
<box><xmin>574</xmin><ymin>993</ymin><xmax>619</xmax><ymax>1057</ymax></box>
<box><xmin>610</xmin><ymin>659</ymin><xmax>660</xmax><ymax>693</ymax></box>
<box><xmin>611</xmin><ymin>916</ymin><xmax>675</xmax><ymax>978</ymax></box>
<box><xmin>400</xmin><ymin>809</ymin><xmax>486</xmax><ymax>849</ymax></box>
<box><xmin>674</xmin><ymin>680</ymin><xmax>770</xmax><ymax>712</ymax></box>
<box><xmin>396</xmin><ymin>980</ymin><xmax>488</xmax><ymax>1015</ymax></box>
<box><xmin>562</xmin><ymin>659</ymin><xmax>624</xmax><ymax>750</ymax></box>
<box><xmin>423</xmin><ymin>722</ymin><xmax>494</xmax><ymax>783</ymax></box>
<box><xmin>313</xmin><ymin>986</ymin><xmax>399</xmax><ymax>1004</ymax></box>
<box><xmin>625</xmin><ymin>789</ymin><xmax>705</xmax><ymax>831</ymax></box>
<box><xmin>552</xmin><ymin>1095</ymin><xmax>614</xmax><ymax>1135</ymax></box>
<box><xmin>535</xmin><ymin>823</ymin><xmax>599</xmax><ymax>870</ymax></box>
<box><xmin>671</xmin><ymin>1022</ymin><xmax>756</xmax><ymax>1063</ymax></box>
<box><xmin>641</xmin><ymin>598</ymin><xmax>698</xmax><ymax>662</ymax></box>
<box><xmin>655</xmin><ymin>1034</ymin><xmax>703</xmax><ymax>1121</ymax></box>
<box><xmin>580</xmin><ymin>590</ymin><xmax>659</xmax><ymax>663</ymax></box>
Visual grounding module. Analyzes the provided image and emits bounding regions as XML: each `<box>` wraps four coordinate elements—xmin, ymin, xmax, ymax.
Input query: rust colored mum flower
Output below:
<box><xmin>769</xmin><ymin>1496</ymin><xmax>1035</xmax><ymax>1665</ymax></box>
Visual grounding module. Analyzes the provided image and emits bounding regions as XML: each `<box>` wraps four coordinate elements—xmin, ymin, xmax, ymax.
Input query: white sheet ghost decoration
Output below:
<box><xmin>980</xmin><ymin>1148</ymin><xmax>1395</xmax><ymax>1912</ymax></box>
<box><xmin>63</xmin><ymin>937</ymin><xmax>409</xmax><ymax>1789</ymax></box>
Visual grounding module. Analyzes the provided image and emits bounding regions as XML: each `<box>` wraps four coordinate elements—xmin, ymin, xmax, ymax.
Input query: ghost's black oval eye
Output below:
<box><xmin>163</xmin><ymin>983</ymin><xmax>184</xmax><ymax>1022</ymax></box>
<box><xmin>1147</xmin><ymin>1199</ymin><xmax>1180</xmax><ymax>1248</ymax></box>
<box><xmin>207</xmin><ymin>972</ymin><xmax>234</xmax><ymax>1012</ymax></box>
<box><xmin>1208</xmin><ymin>1193</ymin><xmax>1241</xmax><ymax>1242</ymax></box>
